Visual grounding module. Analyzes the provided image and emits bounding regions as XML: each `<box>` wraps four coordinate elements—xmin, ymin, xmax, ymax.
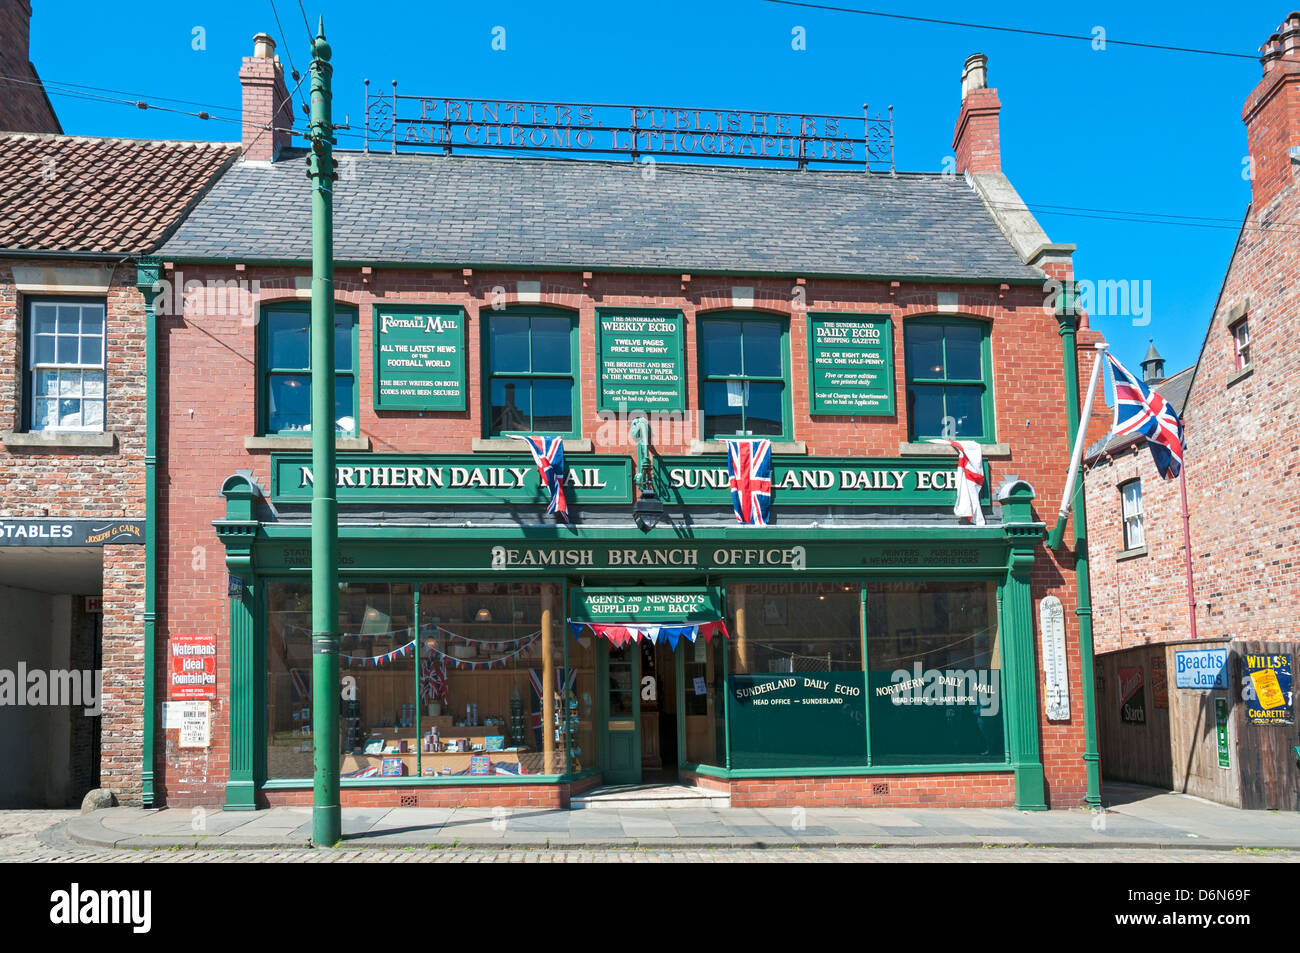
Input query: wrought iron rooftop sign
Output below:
<box><xmin>363</xmin><ymin>83</ymin><xmax>894</xmax><ymax>172</ymax></box>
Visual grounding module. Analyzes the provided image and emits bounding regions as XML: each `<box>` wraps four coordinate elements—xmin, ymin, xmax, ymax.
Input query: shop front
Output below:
<box><xmin>215</xmin><ymin>452</ymin><xmax>1048</xmax><ymax>811</ymax></box>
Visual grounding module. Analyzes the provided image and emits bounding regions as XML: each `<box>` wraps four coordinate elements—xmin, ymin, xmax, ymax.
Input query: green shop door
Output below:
<box><xmin>602</xmin><ymin>642</ymin><xmax>641</xmax><ymax>785</ymax></box>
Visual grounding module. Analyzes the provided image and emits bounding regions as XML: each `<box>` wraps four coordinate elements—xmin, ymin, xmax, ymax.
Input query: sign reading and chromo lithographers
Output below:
<box><xmin>595</xmin><ymin>308</ymin><xmax>685</xmax><ymax>412</ymax></box>
<box><xmin>807</xmin><ymin>313</ymin><xmax>894</xmax><ymax>415</ymax></box>
<box><xmin>373</xmin><ymin>306</ymin><xmax>467</xmax><ymax>411</ymax></box>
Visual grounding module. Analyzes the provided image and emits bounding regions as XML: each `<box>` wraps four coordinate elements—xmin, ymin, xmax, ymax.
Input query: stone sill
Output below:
<box><xmin>244</xmin><ymin>435</ymin><xmax>371</xmax><ymax>451</ymax></box>
<box><xmin>899</xmin><ymin>441</ymin><xmax>1011</xmax><ymax>459</ymax></box>
<box><xmin>688</xmin><ymin>440</ymin><xmax>808</xmax><ymax>455</ymax></box>
<box><xmin>1227</xmin><ymin>365</ymin><xmax>1253</xmax><ymax>388</ymax></box>
<box><xmin>1117</xmin><ymin>545</ymin><xmax>1148</xmax><ymax>562</ymax></box>
<box><xmin>472</xmin><ymin>438</ymin><xmax>593</xmax><ymax>453</ymax></box>
<box><xmin>1</xmin><ymin>430</ymin><xmax>117</xmax><ymax>450</ymax></box>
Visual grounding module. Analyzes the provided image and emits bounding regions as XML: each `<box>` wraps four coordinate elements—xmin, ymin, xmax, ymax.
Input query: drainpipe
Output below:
<box><xmin>1048</xmin><ymin>289</ymin><xmax>1102</xmax><ymax>809</ymax></box>
<box><xmin>135</xmin><ymin>258</ymin><xmax>161</xmax><ymax>807</ymax></box>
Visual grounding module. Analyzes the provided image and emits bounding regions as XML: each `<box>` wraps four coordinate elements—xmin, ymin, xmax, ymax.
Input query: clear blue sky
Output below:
<box><xmin>30</xmin><ymin>0</ymin><xmax>1285</xmax><ymax>377</ymax></box>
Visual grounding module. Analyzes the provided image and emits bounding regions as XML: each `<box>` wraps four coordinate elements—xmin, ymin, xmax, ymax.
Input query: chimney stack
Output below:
<box><xmin>1244</xmin><ymin>11</ymin><xmax>1300</xmax><ymax>209</ymax></box>
<box><xmin>953</xmin><ymin>53</ymin><xmax>1001</xmax><ymax>175</ymax></box>
<box><xmin>240</xmin><ymin>32</ymin><xmax>292</xmax><ymax>162</ymax></box>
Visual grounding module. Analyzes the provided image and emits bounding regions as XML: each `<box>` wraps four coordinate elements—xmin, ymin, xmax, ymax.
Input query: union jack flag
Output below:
<box><xmin>726</xmin><ymin>438</ymin><xmax>773</xmax><ymax>525</ymax></box>
<box><xmin>1108</xmin><ymin>353</ymin><xmax>1185</xmax><ymax>479</ymax></box>
<box><xmin>528</xmin><ymin>667</ymin><xmax>578</xmax><ymax>748</ymax></box>
<box><xmin>513</xmin><ymin>435</ymin><xmax>568</xmax><ymax>518</ymax></box>
<box><xmin>420</xmin><ymin>656</ymin><xmax>448</xmax><ymax>707</ymax></box>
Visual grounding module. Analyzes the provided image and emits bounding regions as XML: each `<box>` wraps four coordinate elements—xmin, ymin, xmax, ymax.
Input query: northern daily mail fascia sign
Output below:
<box><xmin>1174</xmin><ymin>648</ymin><xmax>1229</xmax><ymax>690</ymax></box>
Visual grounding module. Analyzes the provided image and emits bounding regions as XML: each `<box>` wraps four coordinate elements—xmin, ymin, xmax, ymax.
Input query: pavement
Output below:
<box><xmin>49</xmin><ymin>782</ymin><xmax>1300</xmax><ymax>852</ymax></box>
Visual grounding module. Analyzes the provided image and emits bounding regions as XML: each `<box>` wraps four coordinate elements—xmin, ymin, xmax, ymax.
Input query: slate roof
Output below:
<box><xmin>0</xmin><ymin>134</ymin><xmax>239</xmax><ymax>255</ymax></box>
<box><xmin>158</xmin><ymin>151</ymin><xmax>1045</xmax><ymax>281</ymax></box>
<box><xmin>1086</xmin><ymin>364</ymin><xmax>1195</xmax><ymax>460</ymax></box>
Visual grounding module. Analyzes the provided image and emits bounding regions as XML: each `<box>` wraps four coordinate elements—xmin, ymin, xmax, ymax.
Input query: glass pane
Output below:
<box><xmin>530</xmin><ymin>316</ymin><xmax>571</xmax><ymax>374</ymax></box>
<box><xmin>906</xmin><ymin>324</ymin><xmax>944</xmax><ymax>379</ymax></box>
<box><xmin>35</xmin><ymin>370</ymin><xmax>58</xmax><ymax>396</ymax></box>
<box><xmin>57</xmin><ymin>336</ymin><xmax>78</xmax><ymax>364</ymax></box>
<box><xmin>489</xmin><ymin>316</ymin><xmax>530</xmax><ymax>373</ymax></box>
<box><xmin>57</xmin><ymin>398</ymin><xmax>81</xmax><ymax>428</ymax></box>
<box><xmin>56</xmin><ymin>305</ymin><xmax>80</xmax><ymax>333</ymax></box>
<box><xmin>32</xmin><ymin>335</ymin><xmax>55</xmax><ymax>364</ymax></box>
<box><xmin>267</xmin><ymin>312</ymin><xmax>310</xmax><ymax>369</ymax></box>
<box><xmin>866</xmin><ymin>581</ymin><xmax>1003</xmax><ymax>765</ymax></box>
<box><xmin>907</xmin><ymin>384</ymin><xmax>945</xmax><ymax>438</ymax></box>
<box><xmin>59</xmin><ymin>372</ymin><xmax>80</xmax><ymax>396</ymax></box>
<box><xmin>84</xmin><ymin>371</ymin><xmax>105</xmax><ymax>397</ymax></box>
<box><xmin>744</xmin><ymin>381</ymin><xmax>783</xmax><ymax>435</ymax></box>
<box><xmin>81</xmin><ymin>334</ymin><xmax>103</xmax><ymax>366</ymax></box>
<box><xmin>335</xmin><ymin>376</ymin><xmax>355</xmax><ymax>434</ymax></box>
<box><xmin>945</xmin><ymin>325</ymin><xmax>983</xmax><ymax>380</ymax></box>
<box><xmin>80</xmin><ymin>307</ymin><xmax>105</xmax><ymax>337</ymax></box>
<box><xmin>268</xmin><ymin>374</ymin><xmax>311</xmax><ymax>432</ymax></box>
<box><xmin>83</xmin><ymin>399</ymin><xmax>104</xmax><ymax>429</ymax></box>
<box><xmin>334</xmin><ymin>316</ymin><xmax>353</xmax><ymax>372</ymax></box>
<box><xmin>742</xmin><ymin>321</ymin><xmax>782</xmax><ymax>378</ymax></box>
<box><xmin>33</xmin><ymin>398</ymin><xmax>57</xmax><ymax>430</ymax></box>
<box><xmin>490</xmin><ymin>377</ymin><xmax>531</xmax><ymax>434</ymax></box>
<box><xmin>701</xmin><ymin>320</ymin><xmax>742</xmax><ymax>377</ymax></box>
<box><xmin>531</xmin><ymin>378</ymin><xmax>572</xmax><ymax>433</ymax></box>
<box><xmin>703</xmin><ymin>380</ymin><xmax>743</xmax><ymax>436</ymax></box>
<box><xmin>32</xmin><ymin>304</ymin><xmax>57</xmax><ymax>335</ymax></box>
<box><xmin>945</xmin><ymin>386</ymin><xmax>985</xmax><ymax>438</ymax></box>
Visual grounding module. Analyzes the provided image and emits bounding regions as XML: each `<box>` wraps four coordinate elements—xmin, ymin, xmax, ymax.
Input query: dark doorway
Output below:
<box><xmin>640</xmin><ymin>640</ymin><xmax>679</xmax><ymax>783</ymax></box>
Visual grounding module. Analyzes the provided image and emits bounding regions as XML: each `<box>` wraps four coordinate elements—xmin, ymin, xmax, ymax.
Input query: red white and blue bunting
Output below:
<box><xmin>341</xmin><ymin>639</ymin><xmax>417</xmax><ymax>667</ymax></box>
<box><xmin>567</xmin><ymin>620</ymin><xmax>729</xmax><ymax>650</ymax></box>
<box><xmin>338</xmin><ymin>630</ymin><xmax>542</xmax><ymax>669</ymax></box>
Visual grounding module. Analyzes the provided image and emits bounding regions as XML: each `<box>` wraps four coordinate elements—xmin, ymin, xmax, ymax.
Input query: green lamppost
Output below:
<box><xmin>307</xmin><ymin>19</ymin><xmax>341</xmax><ymax>847</ymax></box>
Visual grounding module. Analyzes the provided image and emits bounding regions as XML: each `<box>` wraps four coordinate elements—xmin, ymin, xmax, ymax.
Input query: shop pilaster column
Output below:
<box><xmin>733</xmin><ymin>584</ymin><xmax>749</xmax><ymax>672</ymax></box>
<box><xmin>541</xmin><ymin>583</ymin><xmax>556</xmax><ymax>774</ymax></box>
<box><xmin>217</xmin><ymin>475</ymin><xmax>263</xmax><ymax>810</ymax></box>
<box><xmin>999</xmin><ymin>482</ymin><xmax>1048</xmax><ymax>811</ymax></box>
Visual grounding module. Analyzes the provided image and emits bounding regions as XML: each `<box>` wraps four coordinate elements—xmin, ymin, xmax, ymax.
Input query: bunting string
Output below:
<box><xmin>567</xmin><ymin>619</ymin><xmax>730</xmax><ymax>649</ymax></box>
<box><xmin>338</xmin><ymin>631</ymin><xmax>542</xmax><ymax>669</ymax></box>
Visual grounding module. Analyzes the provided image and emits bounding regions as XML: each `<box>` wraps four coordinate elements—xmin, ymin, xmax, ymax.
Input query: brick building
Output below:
<box><xmin>0</xmin><ymin>134</ymin><xmax>236</xmax><ymax>806</ymax></box>
<box><xmin>123</xmin><ymin>33</ymin><xmax>1113</xmax><ymax>813</ymax></box>
<box><xmin>0</xmin><ymin>0</ymin><xmax>60</xmax><ymax>134</ymax></box>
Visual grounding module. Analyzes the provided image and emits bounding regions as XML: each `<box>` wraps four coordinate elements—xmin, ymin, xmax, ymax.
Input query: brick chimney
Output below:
<box><xmin>1244</xmin><ymin>12</ymin><xmax>1300</xmax><ymax>209</ymax></box>
<box><xmin>953</xmin><ymin>53</ymin><xmax>1001</xmax><ymax>174</ymax></box>
<box><xmin>0</xmin><ymin>0</ymin><xmax>61</xmax><ymax>133</ymax></box>
<box><xmin>240</xmin><ymin>32</ymin><xmax>292</xmax><ymax>162</ymax></box>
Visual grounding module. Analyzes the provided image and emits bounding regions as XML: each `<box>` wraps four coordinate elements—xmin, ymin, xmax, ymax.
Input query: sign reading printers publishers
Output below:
<box><xmin>373</xmin><ymin>306</ymin><xmax>467</xmax><ymax>411</ymax></box>
<box><xmin>595</xmin><ymin>308</ymin><xmax>685</xmax><ymax>412</ymax></box>
<box><xmin>807</xmin><ymin>313</ymin><xmax>893</xmax><ymax>415</ymax></box>
<box><xmin>169</xmin><ymin>633</ymin><xmax>217</xmax><ymax>701</ymax></box>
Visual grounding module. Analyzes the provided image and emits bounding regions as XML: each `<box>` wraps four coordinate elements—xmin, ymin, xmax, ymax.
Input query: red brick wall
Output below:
<box><xmin>0</xmin><ymin>0</ymin><xmax>60</xmax><ymax>134</ymax></box>
<box><xmin>726</xmin><ymin>772</ymin><xmax>1015</xmax><ymax>808</ymax></box>
<box><xmin>263</xmin><ymin>782</ymin><xmax>572</xmax><ymax>809</ymax></box>
<box><xmin>953</xmin><ymin>87</ymin><xmax>1001</xmax><ymax>175</ymax></box>
<box><xmin>158</xmin><ymin>264</ymin><xmax>1095</xmax><ymax>808</ymax></box>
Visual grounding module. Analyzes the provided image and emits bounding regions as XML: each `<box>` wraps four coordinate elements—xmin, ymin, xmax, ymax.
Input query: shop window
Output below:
<box><xmin>698</xmin><ymin>314</ymin><xmax>791</xmax><ymax>439</ymax></box>
<box><xmin>904</xmin><ymin>317</ymin><xmax>994</xmax><ymax>441</ymax></box>
<box><xmin>266</xmin><ymin>581</ymin><xmax>586</xmax><ymax>780</ymax></box>
<box><xmin>1121</xmin><ymin>479</ymin><xmax>1145</xmax><ymax>551</ymax></box>
<box><xmin>484</xmin><ymin>309</ymin><xmax>578</xmax><ymax>437</ymax></box>
<box><xmin>259</xmin><ymin>304</ymin><xmax>358</xmax><ymax>436</ymax></box>
<box><xmin>25</xmin><ymin>298</ymin><xmax>106</xmax><ymax>432</ymax></box>
<box><xmin>865</xmin><ymin>581</ymin><xmax>1004</xmax><ymax>765</ymax></box>
<box><xmin>683</xmin><ymin>634</ymin><xmax>727</xmax><ymax>769</ymax></box>
<box><xmin>725</xmin><ymin>582</ymin><xmax>867</xmax><ymax>769</ymax></box>
<box><xmin>1231</xmin><ymin>318</ymin><xmax>1251</xmax><ymax>371</ymax></box>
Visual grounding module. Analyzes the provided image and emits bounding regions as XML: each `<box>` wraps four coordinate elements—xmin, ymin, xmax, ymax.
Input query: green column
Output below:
<box><xmin>218</xmin><ymin>477</ymin><xmax>262</xmax><ymax>809</ymax></box>
<box><xmin>135</xmin><ymin>260</ymin><xmax>161</xmax><ymax>807</ymax></box>
<box><xmin>307</xmin><ymin>20</ymin><xmax>341</xmax><ymax>847</ymax></box>
<box><xmin>1000</xmin><ymin>484</ymin><xmax>1047</xmax><ymax>810</ymax></box>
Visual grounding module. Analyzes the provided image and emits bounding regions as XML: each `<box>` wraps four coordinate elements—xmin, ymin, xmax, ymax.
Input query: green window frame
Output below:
<box><xmin>482</xmin><ymin>307</ymin><xmax>581</xmax><ymax>438</ymax></box>
<box><xmin>697</xmin><ymin>313</ymin><xmax>792</xmax><ymax>441</ymax></box>
<box><xmin>903</xmin><ymin>316</ymin><xmax>995</xmax><ymax>442</ymax></box>
<box><xmin>258</xmin><ymin>303</ymin><xmax>359</xmax><ymax>437</ymax></box>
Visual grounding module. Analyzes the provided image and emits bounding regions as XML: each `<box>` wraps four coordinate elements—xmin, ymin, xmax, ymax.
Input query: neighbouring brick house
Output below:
<box><xmin>0</xmin><ymin>0</ymin><xmax>60</xmax><ymax>134</ymax></box>
<box><xmin>0</xmin><ymin>133</ymin><xmax>237</xmax><ymax>807</ymax></box>
<box><xmin>1084</xmin><ymin>12</ymin><xmax>1300</xmax><ymax>809</ymax></box>
<box><xmin>136</xmin><ymin>34</ymin><xmax>1111</xmax><ymax>813</ymax></box>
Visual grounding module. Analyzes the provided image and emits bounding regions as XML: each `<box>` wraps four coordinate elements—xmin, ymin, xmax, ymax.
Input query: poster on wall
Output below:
<box><xmin>1243</xmin><ymin>653</ymin><xmax>1294</xmax><ymax>726</ymax></box>
<box><xmin>169</xmin><ymin>633</ymin><xmax>217</xmax><ymax>701</ymax></box>
<box><xmin>807</xmin><ymin>313</ymin><xmax>894</xmax><ymax>415</ymax></box>
<box><xmin>1175</xmin><ymin>648</ymin><xmax>1228</xmax><ymax>689</ymax></box>
<box><xmin>178</xmin><ymin>701</ymin><xmax>211</xmax><ymax>749</ymax></box>
<box><xmin>372</xmin><ymin>306</ymin><xmax>467</xmax><ymax>411</ymax></box>
<box><xmin>1215</xmin><ymin>697</ymin><xmax>1231</xmax><ymax>768</ymax></box>
<box><xmin>595</xmin><ymin>308</ymin><xmax>685</xmax><ymax>412</ymax></box>
<box><xmin>1118</xmin><ymin>666</ymin><xmax>1146</xmax><ymax>725</ymax></box>
<box><xmin>1151</xmin><ymin>655</ymin><xmax>1168</xmax><ymax>709</ymax></box>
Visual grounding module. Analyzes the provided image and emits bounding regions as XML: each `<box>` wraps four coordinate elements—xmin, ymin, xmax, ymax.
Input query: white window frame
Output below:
<box><xmin>1121</xmin><ymin>480</ymin><xmax>1144</xmax><ymax>551</ymax></box>
<box><xmin>1231</xmin><ymin>318</ymin><xmax>1251</xmax><ymax>371</ymax></box>
<box><xmin>27</xmin><ymin>298</ymin><xmax>107</xmax><ymax>433</ymax></box>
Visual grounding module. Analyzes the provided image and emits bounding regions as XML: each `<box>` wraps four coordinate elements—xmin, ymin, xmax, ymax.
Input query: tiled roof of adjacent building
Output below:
<box><xmin>1086</xmin><ymin>364</ymin><xmax>1195</xmax><ymax>461</ymax></box>
<box><xmin>0</xmin><ymin>134</ymin><xmax>240</xmax><ymax>255</ymax></box>
<box><xmin>157</xmin><ymin>151</ymin><xmax>1046</xmax><ymax>281</ymax></box>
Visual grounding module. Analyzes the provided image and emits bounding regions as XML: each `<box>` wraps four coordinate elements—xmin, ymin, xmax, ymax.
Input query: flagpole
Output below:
<box><xmin>1046</xmin><ymin>342</ymin><xmax>1107</xmax><ymax>551</ymax></box>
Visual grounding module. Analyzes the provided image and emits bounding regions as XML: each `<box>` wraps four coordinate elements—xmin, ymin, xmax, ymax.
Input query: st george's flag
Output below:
<box><xmin>512</xmin><ymin>434</ymin><xmax>569</xmax><ymax>518</ymax></box>
<box><xmin>726</xmin><ymin>438</ymin><xmax>773</xmax><ymax>525</ymax></box>
<box><xmin>1107</xmin><ymin>353</ymin><xmax>1185</xmax><ymax>479</ymax></box>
